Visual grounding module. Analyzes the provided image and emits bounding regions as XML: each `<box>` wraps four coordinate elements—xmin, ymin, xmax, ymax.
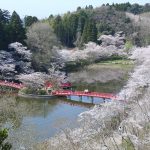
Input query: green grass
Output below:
<box><xmin>98</xmin><ymin>59</ymin><xmax>134</xmax><ymax>65</ymax></box>
<box><xmin>88</xmin><ymin>59</ymin><xmax>134</xmax><ymax>70</ymax></box>
<box><xmin>73</xmin><ymin>80</ymin><xmax>127</xmax><ymax>93</ymax></box>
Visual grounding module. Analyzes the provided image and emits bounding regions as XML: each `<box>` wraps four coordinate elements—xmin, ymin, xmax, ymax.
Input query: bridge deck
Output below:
<box><xmin>53</xmin><ymin>90</ymin><xmax>117</xmax><ymax>99</ymax></box>
<box><xmin>0</xmin><ymin>80</ymin><xmax>117</xmax><ymax>100</ymax></box>
<box><xmin>0</xmin><ymin>81</ymin><xmax>24</xmax><ymax>89</ymax></box>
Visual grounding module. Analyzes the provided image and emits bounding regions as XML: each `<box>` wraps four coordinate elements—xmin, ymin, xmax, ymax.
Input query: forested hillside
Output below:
<box><xmin>49</xmin><ymin>5</ymin><xmax>133</xmax><ymax>47</ymax></box>
<box><xmin>48</xmin><ymin>2</ymin><xmax>150</xmax><ymax>47</ymax></box>
<box><xmin>0</xmin><ymin>2</ymin><xmax>150</xmax><ymax>72</ymax></box>
<box><xmin>126</xmin><ymin>12</ymin><xmax>150</xmax><ymax>46</ymax></box>
<box><xmin>0</xmin><ymin>10</ymin><xmax>26</xmax><ymax>49</ymax></box>
<box><xmin>0</xmin><ymin>10</ymin><xmax>38</xmax><ymax>49</ymax></box>
<box><xmin>0</xmin><ymin>2</ymin><xmax>150</xmax><ymax>50</ymax></box>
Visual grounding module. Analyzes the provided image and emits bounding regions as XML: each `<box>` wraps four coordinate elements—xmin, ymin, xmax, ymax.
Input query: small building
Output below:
<box><xmin>45</xmin><ymin>81</ymin><xmax>73</xmax><ymax>94</ymax></box>
<box><xmin>60</xmin><ymin>81</ymin><xmax>72</xmax><ymax>90</ymax></box>
<box><xmin>45</xmin><ymin>81</ymin><xmax>54</xmax><ymax>94</ymax></box>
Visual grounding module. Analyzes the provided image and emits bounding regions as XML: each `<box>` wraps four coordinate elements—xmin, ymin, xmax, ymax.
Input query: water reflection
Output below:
<box><xmin>0</xmin><ymin>95</ymin><xmax>90</xmax><ymax>149</ymax></box>
<box><xmin>67</xmin><ymin>95</ymin><xmax>111</xmax><ymax>104</ymax></box>
<box><xmin>0</xmin><ymin>81</ymin><xmax>118</xmax><ymax>149</ymax></box>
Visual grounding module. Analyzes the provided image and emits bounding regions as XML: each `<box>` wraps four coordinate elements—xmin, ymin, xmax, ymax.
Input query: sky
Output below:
<box><xmin>0</xmin><ymin>0</ymin><xmax>149</xmax><ymax>19</ymax></box>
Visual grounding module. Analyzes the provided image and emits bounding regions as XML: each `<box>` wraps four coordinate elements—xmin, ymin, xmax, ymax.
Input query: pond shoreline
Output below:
<box><xmin>18</xmin><ymin>93</ymin><xmax>57</xmax><ymax>99</ymax></box>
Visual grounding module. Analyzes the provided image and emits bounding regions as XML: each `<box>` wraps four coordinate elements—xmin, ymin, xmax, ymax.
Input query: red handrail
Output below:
<box><xmin>53</xmin><ymin>90</ymin><xmax>117</xmax><ymax>99</ymax></box>
<box><xmin>0</xmin><ymin>80</ymin><xmax>24</xmax><ymax>89</ymax></box>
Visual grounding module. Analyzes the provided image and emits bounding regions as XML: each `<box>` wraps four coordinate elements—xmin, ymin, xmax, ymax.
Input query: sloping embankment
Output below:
<box><xmin>37</xmin><ymin>46</ymin><xmax>150</xmax><ymax>150</ymax></box>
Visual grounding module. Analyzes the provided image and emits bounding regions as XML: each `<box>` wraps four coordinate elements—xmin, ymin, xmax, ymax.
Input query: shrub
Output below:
<box><xmin>20</xmin><ymin>87</ymin><xmax>36</xmax><ymax>94</ymax></box>
<box><xmin>125</xmin><ymin>40</ymin><xmax>133</xmax><ymax>53</ymax></box>
<box><xmin>37</xmin><ymin>89</ymin><xmax>47</xmax><ymax>95</ymax></box>
<box><xmin>0</xmin><ymin>128</ymin><xmax>12</xmax><ymax>150</ymax></box>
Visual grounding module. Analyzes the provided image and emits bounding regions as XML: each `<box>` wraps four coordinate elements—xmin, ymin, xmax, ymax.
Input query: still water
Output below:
<box><xmin>0</xmin><ymin>95</ymin><xmax>92</xmax><ymax>148</ymax></box>
<box><xmin>0</xmin><ymin>79</ymin><xmax>125</xmax><ymax>149</ymax></box>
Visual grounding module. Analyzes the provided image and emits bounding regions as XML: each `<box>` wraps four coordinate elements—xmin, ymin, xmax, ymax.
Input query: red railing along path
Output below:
<box><xmin>0</xmin><ymin>80</ymin><xmax>24</xmax><ymax>89</ymax></box>
<box><xmin>53</xmin><ymin>90</ymin><xmax>117</xmax><ymax>99</ymax></box>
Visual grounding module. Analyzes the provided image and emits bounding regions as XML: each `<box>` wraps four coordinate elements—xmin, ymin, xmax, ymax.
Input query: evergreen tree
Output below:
<box><xmin>129</xmin><ymin>3</ymin><xmax>143</xmax><ymax>14</ymax></box>
<box><xmin>76</xmin><ymin>10</ymin><xmax>88</xmax><ymax>35</ymax></box>
<box><xmin>24</xmin><ymin>16</ymin><xmax>38</xmax><ymax>27</ymax></box>
<box><xmin>0</xmin><ymin>9</ymin><xmax>10</xmax><ymax>49</ymax></box>
<box><xmin>53</xmin><ymin>13</ymin><xmax>78</xmax><ymax>47</ymax></box>
<box><xmin>75</xmin><ymin>16</ymin><xmax>85</xmax><ymax>47</ymax></box>
<box><xmin>9</xmin><ymin>11</ymin><xmax>26</xmax><ymax>43</ymax></box>
<box><xmin>82</xmin><ymin>20</ymin><xmax>97</xmax><ymax>44</ymax></box>
<box><xmin>65</xmin><ymin>13</ymin><xmax>78</xmax><ymax>46</ymax></box>
<box><xmin>52</xmin><ymin>15</ymin><xmax>64</xmax><ymax>45</ymax></box>
<box><xmin>77</xmin><ymin>7</ymin><xmax>81</xmax><ymax>11</ymax></box>
<box><xmin>81</xmin><ymin>21</ymin><xmax>88</xmax><ymax>43</ymax></box>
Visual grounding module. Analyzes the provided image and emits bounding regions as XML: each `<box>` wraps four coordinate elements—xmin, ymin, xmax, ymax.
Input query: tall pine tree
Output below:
<box><xmin>52</xmin><ymin>15</ymin><xmax>64</xmax><ymax>44</ymax></box>
<box><xmin>82</xmin><ymin>19</ymin><xmax>97</xmax><ymax>44</ymax></box>
<box><xmin>24</xmin><ymin>16</ymin><xmax>38</xmax><ymax>27</ymax></box>
<box><xmin>9</xmin><ymin>11</ymin><xmax>26</xmax><ymax>43</ymax></box>
<box><xmin>0</xmin><ymin>9</ymin><xmax>10</xmax><ymax>49</ymax></box>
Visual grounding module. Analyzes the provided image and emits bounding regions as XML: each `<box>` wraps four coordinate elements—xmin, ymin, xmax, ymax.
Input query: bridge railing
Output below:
<box><xmin>53</xmin><ymin>90</ymin><xmax>117</xmax><ymax>99</ymax></box>
<box><xmin>0</xmin><ymin>80</ymin><xmax>24</xmax><ymax>89</ymax></box>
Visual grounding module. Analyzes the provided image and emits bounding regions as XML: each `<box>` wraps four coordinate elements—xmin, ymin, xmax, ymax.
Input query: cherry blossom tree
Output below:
<box><xmin>17</xmin><ymin>72</ymin><xmax>50</xmax><ymax>88</ymax></box>
<box><xmin>58</xmin><ymin>42</ymin><xmax>127</xmax><ymax>63</ymax></box>
<box><xmin>9</xmin><ymin>42</ymin><xmax>32</xmax><ymax>61</ymax></box>
<box><xmin>37</xmin><ymin>46</ymin><xmax>150</xmax><ymax>150</ymax></box>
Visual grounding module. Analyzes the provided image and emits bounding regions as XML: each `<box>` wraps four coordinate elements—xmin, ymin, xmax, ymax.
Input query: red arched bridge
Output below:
<box><xmin>0</xmin><ymin>80</ymin><xmax>24</xmax><ymax>89</ymax></box>
<box><xmin>0</xmin><ymin>80</ymin><xmax>117</xmax><ymax>100</ymax></box>
<box><xmin>53</xmin><ymin>90</ymin><xmax>117</xmax><ymax>99</ymax></box>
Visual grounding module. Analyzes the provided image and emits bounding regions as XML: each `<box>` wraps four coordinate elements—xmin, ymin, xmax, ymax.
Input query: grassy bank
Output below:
<box><xmin>68</xmin><ymin>59</ymin><xmax>134</xmax><ymax>86</ymax></box>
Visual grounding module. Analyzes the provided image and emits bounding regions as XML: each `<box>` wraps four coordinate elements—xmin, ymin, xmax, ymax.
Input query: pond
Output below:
<box><xmin>0</xmin><ymin>95</ymin><xmax>92</xmax><ymax>149</ymax></box>
<box><xmin>0</xmin><ymin>79</ymin><xmax>128</xmax><ymax>149</ymax></box>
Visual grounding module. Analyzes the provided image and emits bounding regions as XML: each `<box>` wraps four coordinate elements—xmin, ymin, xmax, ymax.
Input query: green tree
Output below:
<box><xmin>53</xmin><ymin>13</ymin><xmax>78</xmax><ymax>47</ymax></box>
<box><xmin>77</xmin><ymin>6</ymin><xmax>81</xmax><ymax>11</ymax></box>
<box><xmin>112</xmin><ymin>2</ymin><xmax>131</xmax><ymax>11</ymax></box>
<box><xmin>24</xmin><ymin>16</ymin><xmax>38</xmax><ymax>27</ymax></box>
<box><xmin>62</xmin><ymin>13</ymin><xmax>78</xmax><ymax>47</ymax></box>
<box><xmin>74</xmin><ymin>10</ymin><xmax>88</xmax><ymax>47</ymax></box>
<box><xmin>9</xmin><ymin>11</ymin><xmax>26</xmax><ymax>43</ymax></box>
<box><xmin>0</xmin><ymin>9</ymin><xmax>10</xmax><ymax>49</ymax></box>
<box><xmin>144</xmin><ymin>3</ymin><xmax>150</xmax><ymax>12</ymax></box>
<box><xmin>129</xmin><ymin>3</ymin><xmax>143</xmax><ymax>14</ymax></box>
<box><xmin>125</xmin><ymin>40</ymin><xmax>133</xmax><ymax>54</ymax></box>
<box><xmin>0</xmin><ymin>129</ymin><xmax>12</xmax><ymax>150</ymax></box>
<box><xmin>97</xmin><ymin>23</ymin><xmax>115</xmax><ymax>36</ymax></box>
<box><xmin>26</xmin><ymin>22</ymin><xmax>60</xmax><ymax>71</ymax></box>
<box><xmin>81</xmin><ymin>21</ymin><xmax>88</xmax><ymax>43</ymax></box>
<box><xmin>77</xmin><ymin>10</ymin><xmax>87</xmax><ymax>34</ymax></box>
<box><xmin>52</xmin><ymin>15</ymin><xmax>64</xmax><ymax>44</ymax></box>
<box><xmin>82</xmin><ymin>20</ymin><xmax>97</xmax><ymax>44</ymax></box>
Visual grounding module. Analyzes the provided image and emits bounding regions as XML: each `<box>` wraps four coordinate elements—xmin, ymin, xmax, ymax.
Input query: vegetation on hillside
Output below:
<box><xmin>127</xmin><ymin>12</ymin><xmax>150</xmax><ymax>46</ymax></box>
<box><xmin>50</xmin><ymin>6</ymin><xmax>133</xmax><ymax>47</ymax></box>
<box><xmin>0</xmin><ymin>2</ymin><xmax>150</xmax><ymax>71</ymax></box>
<box><xmin>111</xmin><ymin>2</ymin><xmax>150</xmax><ymax>14</ymax></box>
<box><xmin>0</xmin><ymin>10</ymin><xmax>26</xmax><ymax>49</ymax></box>
<box><xmin>1</xmin><ymin>2</ymin><xmax>150</xmax><ymax>50</ymax></box>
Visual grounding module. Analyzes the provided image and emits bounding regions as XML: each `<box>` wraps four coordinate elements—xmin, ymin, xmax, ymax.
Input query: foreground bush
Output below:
<box><xmin>0</xmin><ymin>129</ymin><xmax>12</xmax><ymax>150</ymax></box>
